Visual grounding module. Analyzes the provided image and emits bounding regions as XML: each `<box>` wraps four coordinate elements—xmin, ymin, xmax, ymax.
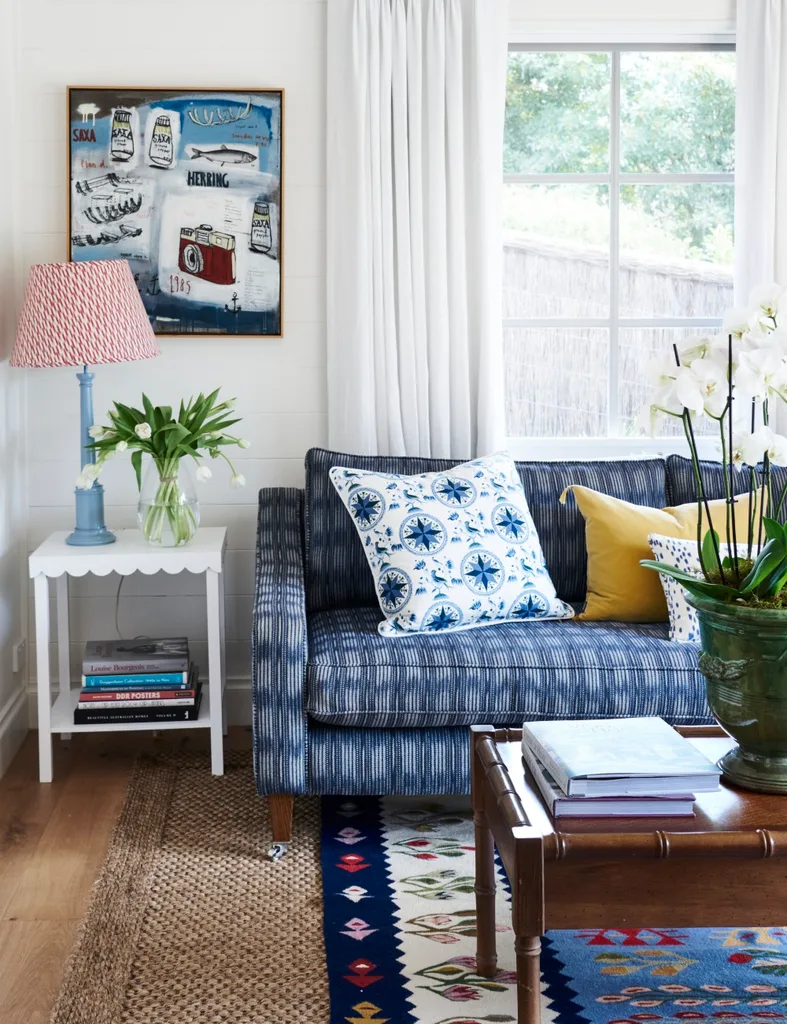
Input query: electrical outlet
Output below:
<box><xmin>12</xmin><ymin>638</ymin><xmax>26</xmax><ymax>674</ymax></box>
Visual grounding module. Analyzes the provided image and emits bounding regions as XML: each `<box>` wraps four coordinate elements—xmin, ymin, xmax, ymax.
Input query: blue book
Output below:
<box><xmin>82</xmin><ymin>670</ymin><xmax>190</xmax><ymax>689</ymax></box>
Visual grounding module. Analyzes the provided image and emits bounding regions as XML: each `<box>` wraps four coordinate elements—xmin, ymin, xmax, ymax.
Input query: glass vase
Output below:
<box><xmin>137</xmin><ymin>456</ymin><xmax>200</xmax><ymax>547</ymax></box>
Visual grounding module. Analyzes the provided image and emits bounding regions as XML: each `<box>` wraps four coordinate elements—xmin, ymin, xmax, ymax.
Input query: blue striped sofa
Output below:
<box><xmin>252</xmin><ymin>447</ymin><xmax>732</xmax><ymax>852</ymax></box>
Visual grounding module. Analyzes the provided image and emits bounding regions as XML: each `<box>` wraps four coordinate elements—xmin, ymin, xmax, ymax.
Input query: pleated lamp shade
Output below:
<box><xmin>11</xmin><ymin>259</ymin><xmax>160</xmax><ymax>368</ymax></box>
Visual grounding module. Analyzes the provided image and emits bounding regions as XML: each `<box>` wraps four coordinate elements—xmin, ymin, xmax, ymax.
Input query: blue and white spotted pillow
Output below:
<box><xmin>329</xmin><ymin>452</ymin><xmax>574</xmax><ymax>636</ymax></box>
<box><xmin>648</xmin><ymin>533</ymin><xmax>750</xmax><ymax>643</ymax></box>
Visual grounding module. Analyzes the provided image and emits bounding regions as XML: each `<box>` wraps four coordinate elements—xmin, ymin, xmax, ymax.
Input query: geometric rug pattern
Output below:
<box><xmin>321</xmin><ymin>796</ymin><xmax>787</xmax><ymax>1024</ymax></box>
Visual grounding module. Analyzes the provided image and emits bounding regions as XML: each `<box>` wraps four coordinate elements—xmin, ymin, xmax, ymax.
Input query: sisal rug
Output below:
<box><xmin>52</xmin><ymin>753</ymin><xmax>787</xmax><ymax>1024</ymax></box>
<box><xmin>50</xmin><ymin>751</ymin><xmax>329</xmax><ymax>1024</ymax></box>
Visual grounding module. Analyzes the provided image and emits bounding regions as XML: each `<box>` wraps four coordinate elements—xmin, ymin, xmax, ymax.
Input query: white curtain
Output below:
<box><xmin>734</xmin><ymin>0</ymin><xmax>787</xmax><ymax>302</ymax></box>
<box><xmin>326</xmin><ymin>0</ymin><xmax>509</xmax><ymax>458</ymax></box>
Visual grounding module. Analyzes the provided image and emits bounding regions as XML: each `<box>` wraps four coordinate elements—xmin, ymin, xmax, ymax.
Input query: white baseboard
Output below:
<box><xmin>0</xmin><ymin>684</ymin><xmax>29</xmax><ymax>778</ymax></box>
<box><xmin>26</xmin><ymin>678</ymin><xmax>254</xmax><ymax>730</ymax></box>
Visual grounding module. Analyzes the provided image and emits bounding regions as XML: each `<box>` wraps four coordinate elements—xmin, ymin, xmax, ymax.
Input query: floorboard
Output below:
<box><xmin>0</xmin><ymin>727</ymin><xmax>253</xmax><ymax>1019</ymax></box>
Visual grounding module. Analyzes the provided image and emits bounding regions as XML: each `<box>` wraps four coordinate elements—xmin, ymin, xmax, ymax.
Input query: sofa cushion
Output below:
<box><xmin>666</xmin><ymin>454</ymin><xmax>787</xmax><ymax>516</ymax></box>
<box><xmin>305</xmin><ymin>606</ymin><xmax>711</xmax><ymax>728</ymax></box>
<box><xmin>304</xmin><ymin>447</ymin><xmax>667</xmax><ymax>611</ymax></box>
<box><xmin>329</xmin><ymin>452</ymin><xmax>574</xmax><ymax>636</ymax></box>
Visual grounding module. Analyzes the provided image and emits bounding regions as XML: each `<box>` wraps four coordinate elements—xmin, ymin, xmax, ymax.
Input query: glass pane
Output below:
<box><xmin>503</xmin><ymin>184</ymin><xmax>609</xmax><ymax>317</ymax></box>
<box><xmin>505</xmin><ymin>52</ymin><xmax>610</xmax><ymax>174</ymax></box>
<box><xmin>618</xmin><ymin>184</ymin><xmax>733</xmax><ymax>317</ymax></box>
<box><xmin>620</xmin><ymin>51</ymin><xmax>735</xmax><ymax>173</ymax></box>
<box><xmin>619</xmin><ymin>328</ymin><xmax>716</xmax><ymax>438</ymax></box>
<box><xmin>505</xmin><ymin>328</ymin><xmax>608</xmax><ymax>437</ymax></box>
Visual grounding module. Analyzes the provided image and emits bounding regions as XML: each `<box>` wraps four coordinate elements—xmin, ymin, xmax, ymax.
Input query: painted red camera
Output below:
<box><xmin>178</xmin><ymin>224</ymin><xmax>236</xmax><ymax>285</ymax></box>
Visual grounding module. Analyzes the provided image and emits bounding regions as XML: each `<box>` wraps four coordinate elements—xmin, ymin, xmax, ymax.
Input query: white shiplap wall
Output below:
<box><xmin>14</xmin><ymin>0</ymin><xmax>736</xmax><ymax>731</ymax></box>
<box><xmin>16</xmin><ymin>0</ymin><xmax>328</xmax><ymax>723</ymax></box>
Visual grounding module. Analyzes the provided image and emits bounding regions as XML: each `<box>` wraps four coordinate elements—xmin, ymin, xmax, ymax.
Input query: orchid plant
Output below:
<box><xmin>639</xmin><ymin>283</ymin><xmax>787</xmax><ymax>607</ymax></box>
<box><xmin>77</xmin><ymin>389</ymin><xmax>249</xmax><ymax>545</ymax></box>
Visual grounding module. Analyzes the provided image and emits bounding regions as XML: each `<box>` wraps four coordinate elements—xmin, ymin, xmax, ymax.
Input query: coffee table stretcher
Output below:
<box><xmin>470</xmin><ymin>725</ymin><xmax>787</xmax><ymax>1024</ymax></box>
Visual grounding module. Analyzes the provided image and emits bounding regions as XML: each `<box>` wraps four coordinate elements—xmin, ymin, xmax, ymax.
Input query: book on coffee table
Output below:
<box><xmin>521</xmin><ymin>739</ymin><xmax>696</xmax><ymax>817</ymax></box>
<box><xmin>521</xmin><ymin>716</ymin><xmax>721</xmax><ymax>798</ymax></box>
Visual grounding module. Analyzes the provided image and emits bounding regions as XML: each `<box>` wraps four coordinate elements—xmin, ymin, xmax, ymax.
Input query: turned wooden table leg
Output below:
<box><xmin>472</xmin><ymin>728</ymin><xmax>498</xmax><ymax>977</ymax></box>
<box><xmin>516</xmin><ymin>934</ymin><xmax>542</xmax><ymax>1024</ymax></box>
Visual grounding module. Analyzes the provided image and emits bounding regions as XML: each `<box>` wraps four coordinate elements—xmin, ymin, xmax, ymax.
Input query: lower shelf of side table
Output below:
<box><xmin>50</xmin><ymin>686</ymin><xmax>212</xmax><ymax>733</ymax></box>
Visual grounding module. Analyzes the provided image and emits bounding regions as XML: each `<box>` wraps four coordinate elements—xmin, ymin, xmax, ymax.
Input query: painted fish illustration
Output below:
<box><xmin>189</xmin><ymin>145</ymin><xmax>256</xmax><ymax>166</ymax></box>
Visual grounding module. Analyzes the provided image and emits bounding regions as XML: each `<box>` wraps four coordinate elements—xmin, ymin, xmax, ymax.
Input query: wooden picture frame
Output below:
<box><xmin>67</xmin><ymin>87</ymin><xmax>284</xmax><ymax>337</ymax></box>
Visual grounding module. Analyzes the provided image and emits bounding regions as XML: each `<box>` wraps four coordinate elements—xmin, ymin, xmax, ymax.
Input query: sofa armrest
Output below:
<box><xmin>252</xmin><ymin>487</ymin><xmax>309</xmax><ymax>795</ymax></box>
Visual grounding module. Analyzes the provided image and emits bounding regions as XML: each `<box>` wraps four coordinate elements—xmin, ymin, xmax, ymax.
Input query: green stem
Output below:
<box><xmin>719</xmin><ymin>415</ymin><xmax>733</xmax><ymax>573</ymax></box>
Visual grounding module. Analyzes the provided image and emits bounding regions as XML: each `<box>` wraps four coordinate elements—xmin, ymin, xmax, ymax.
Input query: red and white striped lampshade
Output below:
<box><xmin>11</xmin><ymin>260</ymin><xmax>160</xmax><ymax>368</ymax></box>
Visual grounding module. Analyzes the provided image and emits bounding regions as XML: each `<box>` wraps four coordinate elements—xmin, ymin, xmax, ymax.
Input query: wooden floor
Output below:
<box><xmin>0</xmin><ymin>726</ymin><xmax>253</xmax><ymax>1024</ymax></box>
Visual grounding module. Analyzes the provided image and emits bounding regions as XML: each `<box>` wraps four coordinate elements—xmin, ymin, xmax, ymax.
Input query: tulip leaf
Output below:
<box><xmin>131</xmin><ymin>450</ymin><xmax>143</xmax><ymax>491</ymax></box>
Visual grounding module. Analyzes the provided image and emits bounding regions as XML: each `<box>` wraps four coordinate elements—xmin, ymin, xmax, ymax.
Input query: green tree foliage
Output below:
<box><xmin>504</xmin><ymin>51</ymin><xmax>735</xmax><ymax>263</ymax></box>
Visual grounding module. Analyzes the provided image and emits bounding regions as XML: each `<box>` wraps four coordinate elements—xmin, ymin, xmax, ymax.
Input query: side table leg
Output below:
<box><xmin>34</xmin><ymin>574</ymin><xmax>53</xmax><ymax>783</ymax></box>
<box><xmin>56</xmin><ymin>575</ymin><xmax>71</xmax><ymax>741</ymax></box>
<box><xmin>515</xmin><ymin>935</ymin><xmax>542</xmax><ymax>1024</ymax></box>
<box><xmin>206</xmin><ymin>569</ymin><xmax>224</xmax><ymax>776</ymax></box>
<box><xmin>471</xmin><ymin>729</ymin><xmax>497</xmax><ymax>977</ymax></box>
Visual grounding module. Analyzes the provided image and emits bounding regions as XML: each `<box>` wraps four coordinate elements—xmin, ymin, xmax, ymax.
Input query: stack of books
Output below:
<box><xmin>74</xmin><ymin>637</ymin><xmax>202</xmax><ymax>725</ymax></box>
<box><xmin>521</xmin><ymin>716</ymin><xmax>721</xmax><ymax>818</ymax></box>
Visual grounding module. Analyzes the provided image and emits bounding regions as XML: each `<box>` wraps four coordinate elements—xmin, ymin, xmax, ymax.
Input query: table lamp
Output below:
<box><xmin>11</xmin><ymin>259</ymin><xmax>160</xmax><ymax>546</ymax></box>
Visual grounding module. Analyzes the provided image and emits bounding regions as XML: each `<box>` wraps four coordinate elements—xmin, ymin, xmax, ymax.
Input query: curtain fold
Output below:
<box><xmin>734</xmin><ymin>0</ymin><xmax>787</xmax><ymax>302</ymax></box>
<box><xmin>327</xmin><ymin>0</ymin><xmax>508</xmax><ymax>458</ymax></box>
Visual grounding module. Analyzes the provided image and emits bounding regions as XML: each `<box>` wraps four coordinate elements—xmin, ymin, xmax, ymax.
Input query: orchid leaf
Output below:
<box><xmin>701</xmin><ymin>529</ymin><xmax>722</xmax><ymax>576</ymax></box>
<box><xmin>639</xmin><ymin>560</ymin><xmax>739</xmax><ymax>601</ymax></box>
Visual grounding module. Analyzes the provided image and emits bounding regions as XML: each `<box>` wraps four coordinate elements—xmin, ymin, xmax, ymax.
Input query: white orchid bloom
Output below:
<box><xmin>230</xmin><ymin>472</ymin><xmax>246</xmax><ymax>488</ymax></box>
<box><xmin>723</xmin><ymin>306</ymin><xmax>754</xmax><ymax>340</ymax></box>
<box><xmin>737</xmin><ymin>348</ymin><xmax>787</xmax><ymax>401</ymax></box>
<box><xmin>636</xmin><ymin>383</ymin><xmax>684</xmax><ymax>436</ymax></box>
<box><xmin>769</xmin><ymin>432</ymin><xmax>787</xmax><ymax>467</ymax></box>
<box><xmin>739</xmin><ymin>428</ymin><xmax>771</xmax><ymax>468</ymax></box>
<box><xmin>135</xmin><ymin>422</ymin><xmax>152</xmax><ymax>439</ymax></box>
<box><xmin>730</xmin><ymin>433</ymin><xmax>749</xmax><ymax>469</ymax></box>
<box><xmin>677</xmin><ymin>337</ymin><xmax>713</xmax><ymax>366</ymax></box>
<box><xmin>748</xmin><ymin>282</ymin><xmax>785</xmax><ymax>320</ymax></box>
<box><xmin>690</xmin><ymin>359</ymin><xmax>729</xmax><ymax>418</ymax></box>
<box><xmin>196</xmin><ymin>465</ymin><xmax>212</xmax><ymax>482</ymax></box>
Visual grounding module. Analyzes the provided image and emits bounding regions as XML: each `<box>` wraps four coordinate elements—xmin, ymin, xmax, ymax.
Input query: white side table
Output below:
<box><xmin>29</xmin><ymin>527</ymin><xmax>227</xmax><ymax>783</ymax></box>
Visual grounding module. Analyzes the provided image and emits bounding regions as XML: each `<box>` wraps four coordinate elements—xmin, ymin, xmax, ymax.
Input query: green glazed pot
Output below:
<box><xmin>688</xmin><ymin>593</ymin><xmax>787</xmax><ymax>794</ymax></box>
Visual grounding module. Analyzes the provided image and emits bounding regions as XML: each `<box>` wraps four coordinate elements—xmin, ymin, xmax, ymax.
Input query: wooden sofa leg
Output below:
<box><xmin>268</xmin><ymin>795</ymin><xmax>294</xmax><ymax>862</ymax></box>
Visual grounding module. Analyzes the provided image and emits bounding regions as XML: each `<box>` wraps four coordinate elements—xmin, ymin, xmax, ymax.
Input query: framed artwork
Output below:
<box><xmin>67</xmin><ymin>87</ymin><xmax>283</xmax><ymax>336</ymax></box>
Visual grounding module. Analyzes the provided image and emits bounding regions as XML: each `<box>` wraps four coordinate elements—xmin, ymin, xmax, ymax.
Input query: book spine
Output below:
<box><xmin>82</xmin><ymin>659</ymin><xmax>189</xmax><ymax>675</ymax></box>
<box><xmin>78</xmin><ymin>688</ymin><xmax>198</xmax><ymax>704</ymax></box>
<box><xmin>520</xmin><ymin>741</ymin><xmax>557</xmax><ymax>813</ymax></box>
<box><xmin>73</xmin><ymin>703</ymin><xmax>201</xmax><ymax>724</ymax></box>
<box><xmin>82</xmin><ymin>672</ymin><xmax>190</xmax><ymax>689</ymax></box>
<box><xmin>521</xmin><ymin>728</ymin><xmax>572</xmax><ymax>795</ymax></box>
<box><xmin>77</xmin><ymin>695</ymin><xmax>197</xmax><ymax>709</ymax></box>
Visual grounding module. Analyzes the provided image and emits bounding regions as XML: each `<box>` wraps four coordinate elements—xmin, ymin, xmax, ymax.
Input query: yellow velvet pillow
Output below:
<box><xmin>561</xmin><ymin>485</ymin><xmax>760</xmax><ymax>622</ymax></box>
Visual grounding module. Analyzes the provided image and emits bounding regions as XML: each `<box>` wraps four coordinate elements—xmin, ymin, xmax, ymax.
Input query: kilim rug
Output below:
<box><xmin>50</xmin><ymin>752</ymin><xmax>787</xmax><ymax>1024</ymax></box>
<box><xmin>321</xmin><ymin>795</ymin><xmax>787</xmax><ymax>1024</ymax></box>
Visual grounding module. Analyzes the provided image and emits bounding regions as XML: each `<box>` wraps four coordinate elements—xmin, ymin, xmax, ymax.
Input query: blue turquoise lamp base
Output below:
<box><xmin>67</xmin><ymin>482</ymin><xmax>116</xmax><ymax>546</ymax></box>
<box><xmin>66</xmin><ymin>366</ymin><xmax>116</xmax><ymax>547</ymax></box>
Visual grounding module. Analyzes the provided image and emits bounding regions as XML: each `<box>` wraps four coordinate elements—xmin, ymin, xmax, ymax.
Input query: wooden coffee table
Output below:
<box><xmin>471</xmin><ymin>724</ymin><xmax>787</xmax><ymax>1024</ymax></box>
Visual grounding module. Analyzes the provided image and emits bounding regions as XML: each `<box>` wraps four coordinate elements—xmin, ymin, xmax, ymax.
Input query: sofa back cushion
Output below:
<box><xmin>666</xmin><ymin>454</ymin><xmax>787</xmax><ymax>518</ymax></box>
<box><xmin>304</xmin><ymin>448</ymin><xmax>667</xmax><ymax>611</ymax></box>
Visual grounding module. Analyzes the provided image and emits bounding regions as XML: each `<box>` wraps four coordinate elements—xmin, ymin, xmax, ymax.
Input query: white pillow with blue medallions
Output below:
<box><xmin>648</xmin><ymin>533</ymin><xmax>751</xmax><ymax>644</ymax></box>
<box><xmin>329</xmin><ymin>452</ymin><xmax>574</xmax><ymax>636</ymax></box>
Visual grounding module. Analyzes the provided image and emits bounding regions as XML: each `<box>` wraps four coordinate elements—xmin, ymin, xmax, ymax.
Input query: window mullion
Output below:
<box><xmin>608</xmin><ymin>49</ymin><xmax>622</xmax><ymax>437</ymax></box>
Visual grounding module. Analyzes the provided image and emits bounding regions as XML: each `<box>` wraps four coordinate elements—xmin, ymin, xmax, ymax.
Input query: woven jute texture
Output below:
<box><xmin>50</xmin><ymin>751</ymin><xmax>329</xmax><ymax>1024</ymax></box>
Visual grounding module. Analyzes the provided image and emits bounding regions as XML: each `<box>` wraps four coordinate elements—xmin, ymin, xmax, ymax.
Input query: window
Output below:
<box><xmin>502</xmin><ymin>46</ymin><xmax>735</xmax><ymax>447</ymax></box>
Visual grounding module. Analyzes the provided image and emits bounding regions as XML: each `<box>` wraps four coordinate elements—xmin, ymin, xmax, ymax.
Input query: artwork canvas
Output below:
<box><xmin>68</xmin><ymin>87</ymin><xmax>283</xmax><ymax>336</ymax></box>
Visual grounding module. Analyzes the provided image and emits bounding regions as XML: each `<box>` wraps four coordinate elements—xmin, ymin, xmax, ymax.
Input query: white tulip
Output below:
<box><xmin>230</xmin><ymin>472</ymin><xmax>246</xmax><ymax>488</ymax></box>
<box><xmin>135</xmin><ymin>422</ymin><xmax>152</xmax><ymax>439</ymax></box>
<box><xmin>75</xmin><ymin>472</ymin><xmax>93</xmax><ymax>490</ymax></box>
<box><xmin>196</xmin><ymin>465</ymin><xmax>212</xmax><ymax>482</ymax></box>
<box><xmin>88</xmin><ymin>425</ymin><xmax>104</xmax><ymax>439</ymax></box>
<box><xmin>238</xmin><ymin>438</ymin><xmax>251</xmax><ymax>450</ymax></box>
<box><xmin>116</xmin><ymin>440</ymin><xmax>128</xmax><ymax>452</ymax></box>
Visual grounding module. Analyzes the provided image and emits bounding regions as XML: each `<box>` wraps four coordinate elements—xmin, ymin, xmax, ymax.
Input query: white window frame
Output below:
<box><xmin>504</xmin><ymin>41</ymin><xmax>735</xmax><ymax>462</ymax></box>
